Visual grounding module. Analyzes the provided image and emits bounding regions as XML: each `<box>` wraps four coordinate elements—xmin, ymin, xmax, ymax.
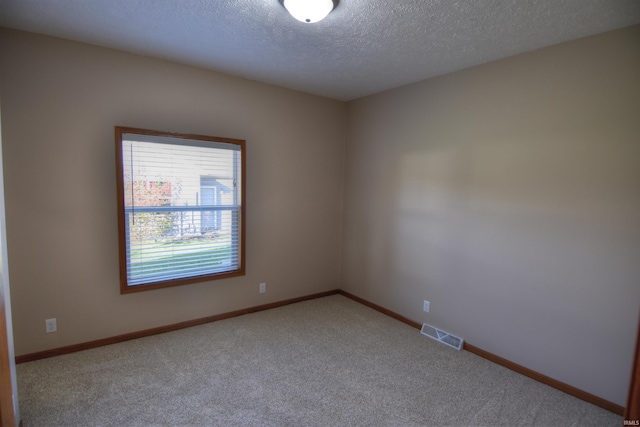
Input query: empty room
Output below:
<box><xmin>0</xmin><ymin>1</ymin><xmax>639</xmax><ymax>426</ymax></box>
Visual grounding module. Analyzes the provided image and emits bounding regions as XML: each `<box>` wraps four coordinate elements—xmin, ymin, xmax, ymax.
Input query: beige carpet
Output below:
<box><xmin>17</xmin><ymin>295</ymin><xmax>621</xmax><ymax>426</ymax></box>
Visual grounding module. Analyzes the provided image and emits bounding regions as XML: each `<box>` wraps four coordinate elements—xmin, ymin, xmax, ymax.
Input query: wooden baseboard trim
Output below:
<box><xmin>463</xmin><ymin>343</ymin><xmax>624</xmax><ymax>415</ymax></box>
<box><xmin>15</xmin><ymin>289</ymin><xmax>340</xmax><ymax>364</ymax></box>
<box><xmin>337</xmin><ymin>290</ymin><xmax>422</xmax><ymax>329</ymax></box>
<box><xmin>15</xmin><ymin>288</ymin><xmax>625</xmax><ymax>416</ymax></box>
<box><xmin>338</xmin><ymin>290</ymin><xmax>624</xmax><ymax>416</ymax></box>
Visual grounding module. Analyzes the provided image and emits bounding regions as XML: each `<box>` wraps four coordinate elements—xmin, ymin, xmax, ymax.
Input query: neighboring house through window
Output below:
<box><xmin>200</xmin><ymin>176</ymin><xmax>231</xmax><ymax>232</ymax></box>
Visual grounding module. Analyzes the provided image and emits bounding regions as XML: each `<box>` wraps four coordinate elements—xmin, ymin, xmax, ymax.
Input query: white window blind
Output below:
<box><xmin>116</xmin><ymin>128</ymin><xmax>244</xmax><ymax>290</ymax></box>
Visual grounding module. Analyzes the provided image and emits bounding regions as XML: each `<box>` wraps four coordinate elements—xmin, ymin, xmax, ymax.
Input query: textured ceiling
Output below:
<box><xmin>1</xmin><ymin>0</ymin><xmax>639</xmax><ymax>100</ymax></box>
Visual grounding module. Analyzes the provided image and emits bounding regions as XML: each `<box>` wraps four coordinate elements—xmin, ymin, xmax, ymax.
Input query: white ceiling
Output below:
<box><xmin>1</xmin><ymin>0</ymin><xmax>639</xmax><ymax>101</ymax></box>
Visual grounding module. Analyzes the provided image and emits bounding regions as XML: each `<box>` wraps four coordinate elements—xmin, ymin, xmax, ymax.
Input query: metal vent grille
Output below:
<box><xmin>421</xmin><ymin>323</ymin><xmax>463</xmax><ymax>350</ymax></box>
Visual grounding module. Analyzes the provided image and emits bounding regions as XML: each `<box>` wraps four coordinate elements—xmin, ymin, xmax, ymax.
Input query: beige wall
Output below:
<box><xmin>0</xmin><ymin>29</ymin><xmax>346</xmax><ymax>356</ymax></box>
<box><xmin>342</xmin><ymin>25</ymin><xmax>640</xmax><ymax>406</ymax></box>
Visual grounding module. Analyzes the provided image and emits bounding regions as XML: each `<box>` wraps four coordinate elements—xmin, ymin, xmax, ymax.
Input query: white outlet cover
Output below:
<box><xmin>45</xmin><ymin>318</ymin><xmax>57</xmax><ymax>333</ymax></box>
<box><xmin>423</xmin><ymin>300</ymin><xmax>430</xmax><ymax>312</ymax></box>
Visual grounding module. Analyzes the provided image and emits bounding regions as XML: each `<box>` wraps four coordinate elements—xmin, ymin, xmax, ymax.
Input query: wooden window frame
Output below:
<box><xmin>115</xmin><ymin>126</ymin><xmax>246</xmax><ymax>294</ymax></box>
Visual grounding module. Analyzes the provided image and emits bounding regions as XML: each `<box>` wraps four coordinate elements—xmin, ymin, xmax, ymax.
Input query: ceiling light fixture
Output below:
<box><xmin>281</xmin><ymin>0</ymin><xmax>338</xmax><ymax>24</ymax></box>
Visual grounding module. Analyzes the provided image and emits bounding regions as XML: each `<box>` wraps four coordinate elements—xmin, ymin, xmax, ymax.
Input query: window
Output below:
<box><xmin>115</xmin><ymin>127</ymin><xmax>245</xmax><ymax>293</ymax></box>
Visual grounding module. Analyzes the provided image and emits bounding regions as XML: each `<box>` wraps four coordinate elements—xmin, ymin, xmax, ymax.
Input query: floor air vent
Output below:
<box><xmin>421</xmin><ymin>323</ymin><xmax>463</xmax><ymax>350</ymax></box>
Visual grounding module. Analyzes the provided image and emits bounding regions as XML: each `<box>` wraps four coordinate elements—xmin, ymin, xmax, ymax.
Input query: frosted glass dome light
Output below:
<box><xmin>283</xmin><ymin>0</ymin><xmax>335</xmax><ymax>23</ymax></box>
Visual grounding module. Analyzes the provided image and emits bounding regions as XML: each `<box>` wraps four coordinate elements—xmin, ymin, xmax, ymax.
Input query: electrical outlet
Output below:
<box><xmin>259</xmin><ymin>282</ymin><xmax>266</xmax><ymax>293</ymax></box>
<box><xmin>423</xmin><ymin>300</ymin><xmax>430</xmax><ymax>313</ymax></box>
<box><xmin>45</xmin><ymin>318</ymin><xmax>57</xmax><ymax>333</ymax></box>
